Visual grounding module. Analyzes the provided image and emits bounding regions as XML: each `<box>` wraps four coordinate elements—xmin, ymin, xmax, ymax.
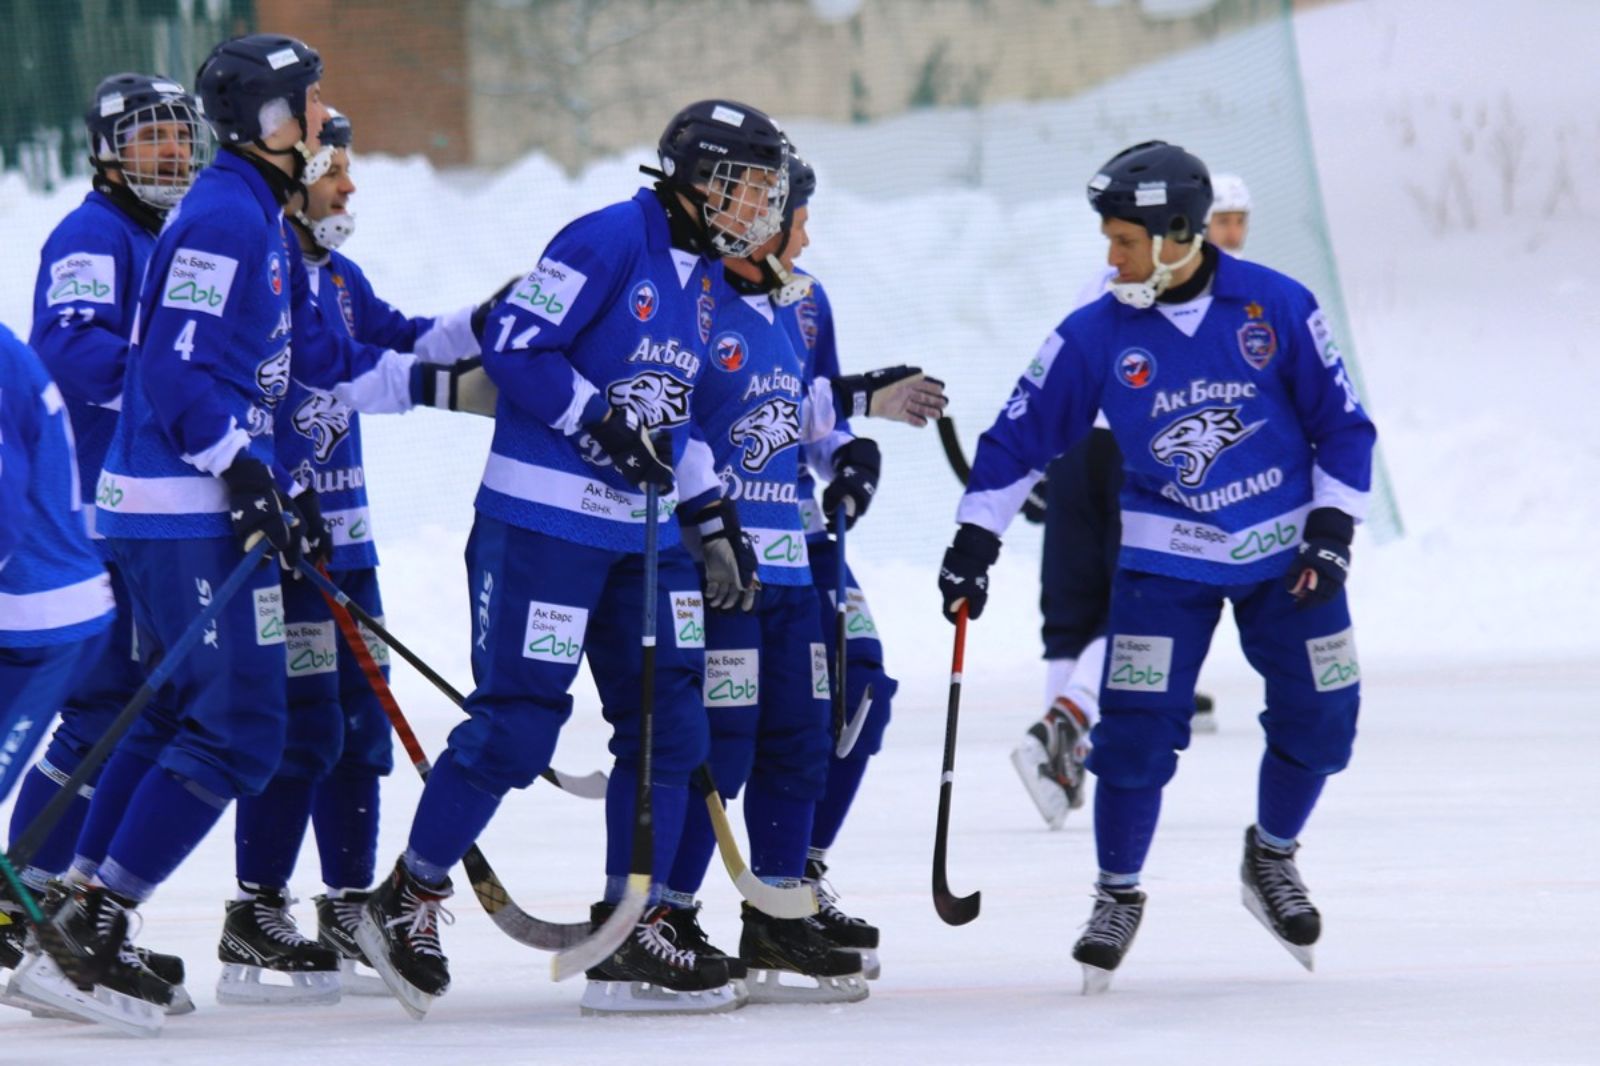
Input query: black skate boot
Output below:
<box><xmin>0</xmin><ymin>885</ymin><xmax>25</xmax><ymax>971</ymax></box>
<box><xmin>314</xmin><ymin>890</ymin><xmax>388</xmax><ymax>995</ymax></box>
<box><xmin>661</xmin><ymin>902</ymin><xmax>748</xmax><ymax>994</ymax></box>
<box><xmin>1240</xmin><ymin>826</ymin><xmax>1320</xmax><ymax>971</ymax></box>
<box><xmin>1071</xmin><ymin>883</ymin><xmax>1146</xmax><ymax>995</ymax></box>
<box><xmin>1011</xmin><ymin>698</ymin><xmax>1091</xmax><ymax>829</ymax></box>
<box><xmin>217</xmin><ymin>885</ymin><xmax>341</xmax><ymax>1005</ymax></box>
<box><xmin>581</xmin><ymin>902</ymin><xmax>739</xmax><ymax>1016</ymax></box>
<box><xmin>354</xmin><ymin>859</ymin><xmax>454</xmax><ymax>1019</ymax></box>
<box><xmin>804</xmin><ymin>858</ymin><xmax>881</xmax><ymax>979</ymax></box>
<box><xmin>11</xmin><ymin>883</ymin><xmax>173</xmax><ymax>1036</ymax></box>
<box><xmin>740</xmin><ymin>903</ymin><xmax>867</xmax><ymax>1004</ymax></box>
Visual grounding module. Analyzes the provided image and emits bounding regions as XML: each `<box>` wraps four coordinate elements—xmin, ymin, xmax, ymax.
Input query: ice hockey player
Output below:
<box><xmin>659</xmin><ymin>146</ymin><xmax>873</xmax><ymax>1006</ymax></box>
<box><xmin>938</xmin><ymin>141</ymin><xmax>1374</xmax><ymax>992</ymax></box>
<box><xmin>12</xmin><ymin>34</ymin><xmax>448</xmax><ymax>1034</ymax></box>
<box><xmin>1010</xmin><ymin>172</ymin><xmax>1257</xmax><ymax>830</ymax></box>
<box><xmin>356</xmin><ymin>99</ymin><xmax>780</xmax><ymax>1019</ymax></box>
<box><xmin>216</xmin><ymin>109</ymin><xmax>495</xmax><ymax>1006</ymax></box>
<box><xmin>1</xmin><ymin>73</ymin><xmax>207</xmax><ymax>1002</ymax></box>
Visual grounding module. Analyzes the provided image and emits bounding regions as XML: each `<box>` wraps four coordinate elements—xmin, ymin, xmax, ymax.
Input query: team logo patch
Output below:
<box><xmin>1149</xmin><ymin>405</ymin><xmax>1265</xmax><ymax>488</ymax></box>
<box><xmin>697</xmin><ymin>294</ymin><xmax>715</xmax><ymax>343</ymax></box>
<box><xmin>713</xmin><ymin>331</ymin><xmax>748</xmax><ymax>372</ymax></box>
<box><xmin>292</xmin><ymin>392</ymin><xmax>354</xmax><ymax>463</ymax></box>
<box><xmin>333</xmin><ymin>274</ymin><xmax>357</xmax><ymax>334</ymax></box>
<box><xmin>256</xmin><ymin>347</ymin><xmax>292</xmax><ymax>408</ymax></box>
<box><xmin>1237</xmin><ymin>321</ymin><xmax>1278</xmax><ymax>370</ymax></box>
<box><xmin>729</xmin><ymin>397</ymin><xmax>800</xmax><ymax>472</ymax></box>
<box><xmin>268</xmin><ymin>253</ymin><xmax>283</xmax><ymax>295</ymax></box>
<box><xmin>607</xmin><ymin>371</ymin><xmax>692</xmax><ymax>428</ymax></box>
<box><xmin>795</xmin><ymin>297</ymin><xmax>819</xmax><ymax>350</ymax></box>
<box><xmin>1117</xmin><ymin>348</ymin><xmax>1156</xmax><ymax>389</ymax></box>
<box><xmin>630</xmin><ymin>280</ymin><xmax>659</xmax><ymax>322</ymax></box>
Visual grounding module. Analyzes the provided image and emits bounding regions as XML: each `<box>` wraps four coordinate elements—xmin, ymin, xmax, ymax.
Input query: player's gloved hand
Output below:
<box><xmin>581</xmin><ymin>402</ymin><xmax>675</xmax><ymax>493</ymax></box>
<box><xmin>222</xmin><ymin>456</ymin><xmax>298</xmax><ymax>565</ymax></box>
<box><xmin>684</xmin><ymin>498</ymin><xmax>761</xmax><ymax>612</ymax></box>
<box><xmin>289</xmin><ymin>487</ymin><xmax>333</xmax><ymax>569</ymax></box>
<box><xmin>413</xmin><ymin>356</ymin><xmax>498</xmax><ymax>416</ymax></box>
<box><xmin>1020</xmin><ymin>474</ymin><xmax>1049</xmax><ymax>524</ymax></box>
<box><xmin>1284</xmin><ymin>506</ymin><xmax>1353</xmax><ymax>609</ymax></box>
<box><xmin>831</xmin><ymin>366</ymin><xmax>948</xmax><ymax>426</ymax></box>
<box><xmin>822</xmin><ymin>437</ymin><xmax>881</xmax><ymax>532</ymax></box>
<box><xmin>469</xmin><ymin>274</ymin><xmax>522</xmax><ymax>338</ymax></box>
<box><xmin>938</xmin><ymin>522</ymin><xmax>1001</xmax><ymax>623</ymax></box>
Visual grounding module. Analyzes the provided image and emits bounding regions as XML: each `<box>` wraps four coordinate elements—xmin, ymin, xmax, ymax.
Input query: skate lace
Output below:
<box><xmin>253</xmin><ymin>894</ymin><xmax>319</xmax><ymax>947</ymax></box>
<box><xmin>329</xmin><ymin>896</ymin><xmax>367</xmax><ymax>935</ymax></box>
<box><xmin>387</xmin><ymin>887</ymin><xmax>454</xmax><ymax>959</ymax></box>
<box><xmin>638</xmin><ymin>912</ymin><xmax>697</xmax><ymax>971</ymax></box>
<box><xmin>811</xmin><ymin>875</ymin><xmax>866</xmax><ymax>927</ymax></box>
<box><xmin>1253</xmin><ymin>848</ymin><xmax>1314</xmax><ymax>918</ymax></box>
<box><xmin>1078</xmin><ymin>886</ymin><xmax>1141</xmax><ymax>948</ymax></box>
<box><xmin>101</xmin><ymin>896</ymin><xmax>144</xmax><ymax>967</ymax></box>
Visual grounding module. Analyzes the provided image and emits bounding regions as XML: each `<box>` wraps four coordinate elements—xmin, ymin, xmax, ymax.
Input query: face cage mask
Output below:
<box><xmin>106</xmin><ymin>102</ymin><xmax>213</xmax><ymax>210</ymax></box>
<box><xmin>295</xmin><ymin>208</ymin><xmax>356</xmax><ymax>251</ymax></box>
<box><xmin>1108</xmin><ymin>233</ymin><xmax>1205</xmax><ymax>309</ymax></box>
<box><xmin>703</xmin><ymin>160</ymin><xmax>788</xmax><ymax>260</ymax></box>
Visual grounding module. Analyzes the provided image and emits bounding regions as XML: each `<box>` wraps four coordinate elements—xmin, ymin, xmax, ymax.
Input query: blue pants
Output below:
<box><xmin>327</xmin><ymin>568</ymin><xmax>394</xmax><ymax>777</ymax></box>
<box><xmin>0</xmin><ymin>631</ymin><xmax>110</xmax><ymax>803</ymax></box>
<box><xmin>1040</xmin><ymin>427</ymin><xmax>1122</xmax><ymax>661</ymax></box>
<box><xmin>1089</xmin><ymin>568</ymin><xmax>1361</xmax><ymax>791</ymax></box>
<box><xmin>278</xmin><ymin>573</ymin><xmax>346</xmax><ymax>779</ymax></box>
<box><xmin>806</xmin><ymin>536</ymin><xmax>898</xmax><ymax>761</ymax></box>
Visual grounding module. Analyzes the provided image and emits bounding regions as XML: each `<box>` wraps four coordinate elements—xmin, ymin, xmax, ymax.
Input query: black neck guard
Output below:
<box><xmin>91</xmin><ymin>171</ymin><xmax>165</xmax><ymax>235</ymax></box>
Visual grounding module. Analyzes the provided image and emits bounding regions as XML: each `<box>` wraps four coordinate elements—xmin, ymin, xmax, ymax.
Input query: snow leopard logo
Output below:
<box><xmin>292</xmin><ymin>393</ymin><xmax>353</xmax><ymax>463</ymax></box>
<box><xmin>255</xmin><ymin>345</ymin><xmax>291</xmax><ymax>409</ymax></box>
<box><xmin>729</xmin><ymin>397</ymin><xmax>800</xmax><ymax>473</ymax></box>
<box><xmin>607</xmin><ymin>371</ymin><xmax>691</xmax><ymax>429</ymax></box>
<box><xmin>1149</xmin><ymin>406</ymin><xmax>1265</xmax><ymax>488</ymax></box>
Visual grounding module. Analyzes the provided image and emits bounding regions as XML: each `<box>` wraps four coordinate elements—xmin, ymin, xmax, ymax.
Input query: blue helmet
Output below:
<box><xmin>657</xmin><ymin>100</ymin><xmax>789</xmax><ymax>258</ymax></box>
<box><xmin>784</xmin><ymin>144</ymin><xmax>816</xmax><ymax>221</ymax></box>
<box><xmin>195</xmin><ymin>34</ymin><xmax>323</xmax><ymax>146</ymax></box>
<box><xmin>84</xmin><ymin>72</ymin><xmax>210</xmax><ymax>210</ymax></box>
<box><xmin>1087</xmin><ymin>140</ymin><xmax>1213</xmax><ymax>243</ymax></box>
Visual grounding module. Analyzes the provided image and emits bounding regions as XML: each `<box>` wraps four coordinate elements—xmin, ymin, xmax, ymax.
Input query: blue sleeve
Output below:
<box><xmin>957</xmin><ymin>317</ymin><xmax>1103</xmax><ymax>535</ymax></box>
<box><xmin>288</xmin><ymin>250</ymin><xmax>418</xmax><ymax>423</ymax></box>
<box><xmin>1283</xmin><ymin>292</ymin><xmax>1377</xmax><ymax>519</ymax></box>
<box><xmin>0</xmin><ymin>365</ymin><xmax>32</xmax><ymax>565</ymax></box>
<box><xmin>344</xmin><ymin>258</ymin><xmax>429</xmax><ymax>352</ymax></box>
<box><xmin>479</xmin><ymin>208</ymin><xmax>631</xmax><ymax>430</ymax></box>
<box><xmin>30</xmin><ymin>220</ymin><xmax>136</xmax><ymax>407</ymax></box>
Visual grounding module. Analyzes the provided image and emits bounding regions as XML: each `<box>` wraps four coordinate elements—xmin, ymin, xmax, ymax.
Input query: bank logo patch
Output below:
<box><xmin>1307</xmin><ymin>627</ymin><xmax>1360</xmax><ymax>692</ymax></box>
<box><xmin>47</xmin><ymin>252</ymin><xmax>116</xmax><ymax>307</ymax></box>
<box><xmin>254</xmin><ymin>586</ymin><xmax>285</xmax><ymax>646</ymax></box>
<box><xmin>510</xmin><ymin>258</ymin><xmax>586</xmax><ymax>325</ymax></box>
<box><xmin>729</xmin><ymin>397</ymin><xmax>800</xmax><ymax>472</ymax></box>
<box><xmin>162</xmin><ymin>248</ymin><xmax>238</xmax><ymax>318</ymax></box>
<box><xmin>713</xmin><ymin>331</ymin><xmax>748</xmax><ymax>373</ymax></box>
<box><xmin>1149</xmin><ymin>406</ymin><xmax>1265</xmax><ymax>488</ymax></box>
<box><xmin>285</xmin><ymin>621</ymin><xmax>337</xmax><ymax>676</ymax></box>
<box><xmin>1105</xmin><ymin>634</ymin><xmax>1172</xmax><ymax>693</ymax></box>
<box><xmin>522</xmin><ymin>601</ymin><xmax>588</xmax><ymax>664</ymax></box>
<box><xmin>671</xmin><ymin>590</ymin><xmax>705</xmax><ymax>649</ymax></box>
<box><xmin>1237</xmin><ymin>321</ymin><xmax>1277</xmax><ymax>370</ymax></box>
<box><xmin>811</xmin><ymin>643</ymin><xmax>830</xmax><ymax>698</ymax></box>
<box><xmin>705</xmin><ymin>649</ymin><xmax>759</xmax><ymax>707</ymax></box>
<box><xmin>1026</xmin><ymin>332</ymin><xmax>1064</xmax><ymax>384</ymax></box>
<box><xmin>1117</xmin><ymin>348</ymin><xmax>1156</xmax><ymax>389</ymax></box>
<box><xmin>631</xmin><ymin>280</ymin><xmax>659</xmax><ymax>322</ymax></box>
<box><xmin>1307</xmin><ymin>308</ymin><xmax>1341</xmax><ymax>367</ymax></box>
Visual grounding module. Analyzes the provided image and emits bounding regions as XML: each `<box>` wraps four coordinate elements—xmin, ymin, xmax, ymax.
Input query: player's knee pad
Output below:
<box><xmin>704</xmin><ymin>703</ymin><xmax>759</xmax><ymax>799</ymax></box>
<box><xmin>334</xmin><ymin>683</ymin><xmax>395</xmax><ymax>777</ymax></box>
<box><xmin>611</xmin><ymin>672</ymin><xmax>708</xmax><ymax>781</ymax></box>
<box><xmin>1086</xmin><ymin>708</ymin><xmax>1186</xmax><ymax>790</ymax></box>
<box><xmin>277</xmin><ymin>694</ymin><xmax>345</xmax><ymax>780</ymax></box>
<box><xmin>839</xmin><ymin>665</ymin><xmax>897</xmax><ymax>761</ymax></box>
<box><xmin>447</xmin><ymin>699</ymin><xmax>567</xmax><ymax>794</ymax></box>
<box><xmin>1259</xmin><ymin>692</ymin><xmax>1360</xmax><ymax>776</ymax></box>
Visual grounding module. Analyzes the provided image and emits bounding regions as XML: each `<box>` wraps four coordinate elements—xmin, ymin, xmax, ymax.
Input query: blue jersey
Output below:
<box><xmin>95</xmin><ymin>151</ymin><xmax>419</xmax><ymax>540</ymax></box>
<box><xmin>695</xmin><ymin>276</ymin><xmax>810</xmax><ymax>585</ymax></box>
<box><xmin>475</xmin><ymin>188</ymin><xmax>720</xmax><ymax>552</ymax></box>
<box><xmin>279</xmin><ymin>249</ymin><xmax>480</xmax><ymax>570</ymax></box>
<box><xmin>959</xmin><ymin>251</ymin><xmax>1377</xmax><ymax>586</ymax></box>
<box><xmin>0</xmin><ymin>325</ymin><xmax>115</xmax><ymax>647</ymax></box>
<box><xmin>775</xmin><ymin>273</ymin><xmax>853</xmax><ymax>540</ymax></box>
<box><xmin>29</xmin><ymin>190</ymin><xmax>156</xmax><ymax>535</ymax></box>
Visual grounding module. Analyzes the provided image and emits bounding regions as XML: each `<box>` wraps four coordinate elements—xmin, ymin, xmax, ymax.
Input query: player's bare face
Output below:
<box><xmin>120</xmin><ymin>121</ymin><xmax>195</xmax><ymax>186</ymax></box>
<box><xmin>778</xmin><ymin>206</ymin><xmax>810</xmax><ymax>271</ymax></box>
<box><xmin>1102</xmin><ymin>218</ymin><xmax>1155</xmax><ymax>283</ymax></box>
<box><xmin>1208</xmin><ymin>211</ymin><xmax>1249</xmax><ymax>253</ymax></box>
<box><xmin>305</xmin><ymin>149</ymin><xmax>354</xmax><ymax>222</ymax></box>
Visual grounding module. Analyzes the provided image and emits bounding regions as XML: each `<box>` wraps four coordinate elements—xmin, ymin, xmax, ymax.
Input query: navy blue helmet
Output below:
<box><xmin>195</xmin><ymin>34</ymin><xmax>323</xmax><ymax>146</ymax></box>
<box><xmin>657</xmin><ymin>100</ymin><xmax>789</xmax><ymax>259</ymax></box>
<box><xmin>84</xmin><ymin>72</ymin><xmax>210</xmax><ymax>210</ymax></box>
<box><xmin>1087</xmin><ymin>140</ymin><xmax>1213</xmax><ymax>243</ymax></box>
<box><xmin>785</xmin><ymin>144</ymin><xmax>816</xmax><ymax>221</ymax></box>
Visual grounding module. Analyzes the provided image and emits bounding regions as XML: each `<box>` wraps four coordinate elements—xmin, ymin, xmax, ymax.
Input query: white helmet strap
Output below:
<box><xmin>1108</xmin><ymin>234</ymin><xmax>1205</xmax><ymax>310</ymax></box>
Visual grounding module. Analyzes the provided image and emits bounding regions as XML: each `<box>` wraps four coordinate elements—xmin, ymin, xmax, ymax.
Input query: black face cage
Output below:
<box><xmin>106</xmin><ymin>101</ymin><xmax>214</xmax><ymax>209</ymax></box>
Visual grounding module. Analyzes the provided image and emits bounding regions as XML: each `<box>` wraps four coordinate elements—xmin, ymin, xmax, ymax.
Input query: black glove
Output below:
<box><xmin>938</xmin><ymin>523</ymin><xmax>1001</xmax><ymax>623</ymax></box>
<box><xmin>1020</xmin><ymin>473</ymin><xmax>1049</xmax><ymax>525</ymax></box>
<box><xmin>831</xmin><ymin>366</ymin><xmax>948</xmax><ymax>426</ymax></box>
<box><xmin>683</xmin><ymin>498</ymin><xmax>760</xmax><ymax>612</ymax></box>
<box><xmin>413</xmin><ymin>357</ymin><xmax>497</xmax><ymax>416</ymax></box>
<box><xmin>221</xmin><ymin>456</ymin><xmax>297</xmax><ymax>564</ymax></box>
<box><xmin>583</xmin><ymin>404</ymin><xmax>674</xmax><ymax>492</ymax></box>
<box><xmin>821</xmin><ymin>437</ymin><xmax>881</xmax><ymax>532</ymax></box>
<box><xmin>289</xmin><ymin>487</ymin><xmax>333</xmax><ymax>568</ymax></box>
<box><xmin>469</xmin><ymin>274</ymin><xmax>522</xmax><ymax>338</ymax></box>
<box><xmin>1284</xmin><ymin>507</ymin><xmax>1353</xmax><ymax>609</ymax></box>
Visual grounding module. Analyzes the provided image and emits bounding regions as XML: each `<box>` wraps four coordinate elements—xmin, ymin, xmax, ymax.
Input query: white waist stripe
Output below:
<box><xmin>0</xmin><ymin>573</ymin><xmax>115</xmax><ymax>632</ymax></box>
<box><xmin>480</xmin><ymin>452</ymin><xmax>678</xmax><ymax>524</ymax></box>
<box><xmin>1120</xmin><ymin>504</ymin><xmax>1312</xmax><ymax>566</ymax></box>
<box><xmin>95</xmin><ymin>471</ymin><xmax>228</xmax><ymax>515</ymax></box>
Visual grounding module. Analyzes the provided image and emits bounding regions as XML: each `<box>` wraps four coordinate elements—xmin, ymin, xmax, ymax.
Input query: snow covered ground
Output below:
<box><xmin>4</xmin><ymin>0</ymin><xmax>1598</xmax><ymax>1060</ymax></box>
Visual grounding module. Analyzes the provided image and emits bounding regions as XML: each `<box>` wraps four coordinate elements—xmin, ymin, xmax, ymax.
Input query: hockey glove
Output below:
<box><xmin>831</xmin><ymin>366</ymin><xmax>948</xmax><ymax>427</ymax></box>
<box><xmin>684</xmin><ymin>499</ymin><xmax>761</xmax><ymax>612</ymax></box>
<box><xmin>821</xmin><ymin>437</ymin><xmax>881</xmax><ymax>532</ymax></box>
<box><xmin>1284</xmin><ymin>506</ymin><xmax>1354</xmax><ymax>609</ymax></box>
<box><xmin>1020</xmin><ymin>474</ymin><xmax>1049</xmax><ymax>525</ymax></box>
<box><xmin>939</xmin><ymin>522</ymin><xmax>1001</xmax><ymax>623</ymax></box>
<box><xmin>469</xmin><ymin>274</ymin><xmax>522</xmax><ymax>338</ymax></box>
<box><xmin>583</xmin><ymin>403</ymin><xmax>675</xmax><ymax>493</ymax></box>
<box><xmin>289</xmin><ymin>487</ymin><xmax>333</xmax><ymax>569</ymax></box>
<box><xmin>222</xmin><ymin>456</ymin><xmax>298</xmax><ymax>566</ymax></box>
<box><xmin>413</xmin><ymin>357</ymin><xmax>498</xmax><ymax>416</ymax></box>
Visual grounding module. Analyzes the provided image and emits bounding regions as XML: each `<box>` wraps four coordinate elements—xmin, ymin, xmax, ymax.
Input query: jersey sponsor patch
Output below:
<box><xmin>1024</xmin><ymin>332</ymin><xmax>1064</xmax><ymax>387</ymax></box>
<box><xmin>1307</xmin><ymin>308</ymin><xmax>1341</xmax><ymax>367</ymax></box>
<box><xmin>162</xmin><ymin>248</ymin><xmax>238</xmax><ymax>318</ymax></box>
<box><xmin>285</xmin><ymin>621</ymin><xmax>337</xmax><ymax>676</ymax></box>
<box><xmin>1105</xmin><ymin>634</ymin><xmax>1171</xmax><ymax>693</ymax></box>
<box><xmin>47</xmin><ymin>252</ymin><xmax>116</xmax><ymax>307</ymax></box>
<box><xmin>1117</xmin><ymin>348</ymin><xmax>1157</xmax><ymax>389</ymax></box>
<box><xmin>811</xmin><ymin>643</ymin><xmax>830</xmax><ymax>698</ymax></box>
<box><xmin>1307</xmin><ymin>627</ymin><xmax>1359</xmax><ymax>692</ymax></box>
<box><xmin>510</xmin><ymin>258</ymin><xmax>586</xmax><ymax>326</ymax></box>
<box><xmin>671</xmin><ymin>590</ymin><xmax>705</xmax><ymax>648</ymax></box>
<box><xmin>254</xmin><ymin>586</ymin><xmax>286</xmax><ymax>646</ymax></box>
<box><xmin>522</xmin><ymin>600</ymin><xmax>587</xmax><ymax>664</ymax></box>
<box><xmin>843</xmin><ymin>586</ymin><xmax>878</xmax><ymax>639</ymax></box>
<box><xmin>705</xmin><ymin>649</ymin><xmax>759</xmax><ymax>707</ymax></box>
<box><xmin>358</xmin><ymin>615</ymin><xmax>390</xmax><ymax>667</ymax></box>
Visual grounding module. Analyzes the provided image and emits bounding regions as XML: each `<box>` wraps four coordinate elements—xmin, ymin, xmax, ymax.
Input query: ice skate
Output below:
<box><xmin>580</xmin><ymin>903</ymin><xmax>740</xmax><ymax>1016</ymax></box>
<box><xmin>804</xmin><ymin>858</ymin><xmax>881</xmax><ymax>979</ymax></box>
<box><xmin>739</xmin><ymin>902</ymin><xmax>867</xmax><ymax>1004</ymax></box>
<box><xmin>217</xmin><ymin>887</ymin><xmax>341</xmax><ymax>1005</ymax></box>
<box><xmin>1191</xmin><ymin>691</ymin><xmax>1218</xmax><ymax>734</ymax></box>
<box><xmin>354</xmin><ymin>859</ymin><xmax>454</xmax><ymax>1019</ymax></box>
<box><xmin>661</xmin><ymin>902</ymin><xmax>748</xmax><ymax>1002</ymax></box>
<box><xmin>1240</xmin><ymin>826</ymin><xmax>1319</xmax><ymax>971</ymax></box>
<box><xmin>1011</xmin><ymin>698</ymin><xmax>1090</xmax><ymax>830</ymax></box>
<box><xmin>1071</xmin><ymin>884</ymin><xmax>1145</xmax><ymax>995</ymax></box>
<box><xmin>315</xmin><ymin>891</ymin><xmax>389</xmax><ymax>995</ymax></box>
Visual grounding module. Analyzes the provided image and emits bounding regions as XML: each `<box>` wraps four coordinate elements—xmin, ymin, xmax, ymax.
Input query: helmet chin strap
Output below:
<box><xmin>1109</xmin><ymin>235</ymin><xmax>1205</xmax><ymax>309</ymax></box>
<box><xmin>758</xmin><ymin>253</ymin><xmax>813</xmax><ymax>306</ymax></box>
<box><xmin>294</xmin><ymin>209</ymin><xmax>355</xmax><ymax>252</ymax></box>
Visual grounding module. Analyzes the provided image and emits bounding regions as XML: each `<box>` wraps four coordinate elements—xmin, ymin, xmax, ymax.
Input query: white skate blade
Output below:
<box><xmin>216</xmin><ymin>962</ymin><xmax>341</xmax><ymax>1005</ymax></box>
<box><xmin>861</xmin><ymin>949</ymin><xmax>881</xmax><ymax>981</ymax></box>
<box><xmin>353</xmin><ymin>912</ymin><xmax>438</xmax><ymax>1019</ymax></box>
<box><xmin>12</xmin><ymin>952</ymin><xmax>163</xmax><ymax>1037</ymax></box>
<box><xmin>1191</xmin><ymin>710</ymin><xmax>1219</xmax><ymax>735</ymax></box>
<box><xmin>579</xmin><ymin>978</ymin><xmax>743</xmax><ymax>1016</ymax></box>
<box><xmin>337</xmin><ymin>955</ymin><xmax>394</xmax><ymax>996</ymax></box>
<box><xmin>163</xmin><ymin>982</ymin><xmax>196</xmax><ymax>1015</ymax></box>
<box><xmin>745</xmin><ymin>965</ymin><xmax>869</xmax><ymax>1005</ymax></box>
<box><xmin>1</xmin><ymin>967</ymin><xmax>86</xmax><ymax>1021</ymax></box>
<box><xmin>1240</xmin><ymin>885</ymin><xmax>1316</xmax><ymax>972</ymax></box>
<box><xmin>1080</xmin><ymin>963</ymin><xmax>1116</xmax><ymax>995</ymax></box>
<box><xmin>1010</xmin><ymin>737</ymin><xmax>1070</xmax><ymax>830</ymax></box>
